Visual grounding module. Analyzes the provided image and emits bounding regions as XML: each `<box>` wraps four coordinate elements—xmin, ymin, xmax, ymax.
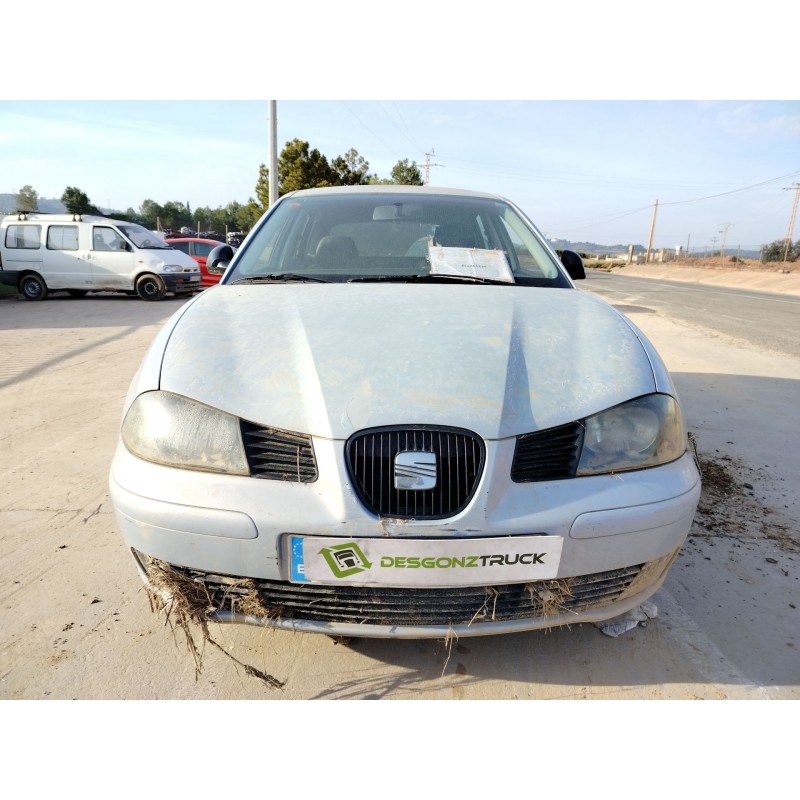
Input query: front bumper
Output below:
<box><xmin>110</xmin><ymin>440</ymin><xmax>700</xmax><ymax>638</ymax></box>
<box><xmin>162</xmin><ymin>272</ymin><xmax>202</xmax><ymax>293</ymax></box>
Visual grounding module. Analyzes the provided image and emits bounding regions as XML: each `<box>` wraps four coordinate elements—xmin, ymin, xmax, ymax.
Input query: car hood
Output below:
<box><xmin>158</xmin><ymin>284</ymin><xmax>657</xmax><ymax>440</ymax></box>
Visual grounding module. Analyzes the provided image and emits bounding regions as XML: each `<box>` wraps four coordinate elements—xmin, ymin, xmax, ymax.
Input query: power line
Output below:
<box><xmin>442</xmin><ymin>156</ymin><xmax>799</xmax><ymax>194</ymax></box>
<box><xmin>339</xmin><ymin>101</ymin><xmax>407</xmax><ymax>162</ymax></box>
<box><xmin>660</xmin><ymin>170</ymin><xmax>800</xmax><ymax>206</ymax></box>
<box><xmin>378</xmin><ymin>101</ymin><xmax>425</xmax><ymax>155</ymax></box>
<box><xmin>544</xmin><ymin>169</ymin><xmax>800</xmax><ymax>239</ymax></box>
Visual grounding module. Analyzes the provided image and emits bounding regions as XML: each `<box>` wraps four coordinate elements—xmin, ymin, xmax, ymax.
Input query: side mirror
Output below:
<box><xmin>207</xmin><ymin>244</ymin><xmax>234</xmax><ymax>275</ymax></box>
<box><xmin>560</xmin><ymin>249</ymin><xmax>585</xmax><ymax>280</ymax></box>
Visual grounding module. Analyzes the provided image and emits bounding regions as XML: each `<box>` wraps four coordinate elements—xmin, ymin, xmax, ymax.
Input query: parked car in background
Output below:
<box><xmin>165</xmin><ymin>237</ymin><xmax>235</xmax><ymax>286</ymax></box>
<box><xmin>110</xmin><ymin>185</ymin><xmax>700</xmax><ymax>640</ymax></box>
<box><xmin>0</xmin><ymin>213</ymin><xmax>200</xmax><ymax>300</ymax></box>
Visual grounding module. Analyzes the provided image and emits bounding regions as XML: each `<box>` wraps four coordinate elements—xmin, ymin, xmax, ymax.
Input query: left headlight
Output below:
<box><xmin>577</xmin><ymin>393</ymin><xmax>687</xmax><ymax>475</ymax></box>
<box><xmin>121</xmin><ymin>391</ymin><xmax>249</xmax><ymax>475</ymax></box>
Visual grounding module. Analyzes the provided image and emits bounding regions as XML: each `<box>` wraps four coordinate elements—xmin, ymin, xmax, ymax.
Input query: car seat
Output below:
<box><xmin>315</xmin><ymin>235</ymin><xmax>359</xmax><ymax>264</ymax></box>
<box><xmin>433</xmin><ymin>223</ymin><xmax>481</xmax><ymax>249</ymax></box>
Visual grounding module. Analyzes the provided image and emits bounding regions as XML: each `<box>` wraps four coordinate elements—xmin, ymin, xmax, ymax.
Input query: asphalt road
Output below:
<box><xmin>0</xmin><ymin>285</ymin><xmax>797</xmax><ymax>702</ymax></box>
<box><xmin>581</xmin><ymin>270</ymin><xmax>800</xmax><ymax>359</ymax></box>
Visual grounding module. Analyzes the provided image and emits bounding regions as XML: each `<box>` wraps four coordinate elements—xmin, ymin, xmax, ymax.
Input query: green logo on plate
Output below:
<box><xmin>320</xmin><ymin>542</ymin><xmax>373</xmax><ymax>578</ymax></box>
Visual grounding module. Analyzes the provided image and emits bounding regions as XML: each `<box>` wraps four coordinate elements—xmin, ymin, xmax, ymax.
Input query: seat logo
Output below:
<box><xmin>394</xmin><ymin>451</ymin><xmax>437</xmax><ymax>490</ymax></box>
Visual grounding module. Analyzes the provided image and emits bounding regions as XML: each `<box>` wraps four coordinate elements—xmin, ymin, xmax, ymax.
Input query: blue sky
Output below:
<box><xmin>2</xmin><ymin>100</ymin><xmax>797</xmax><ymax>250</ymax></box>
<box><xmin>2</xmin><ymin>4</ymin><xmax>796</xmax><ymax>252</ymax></box>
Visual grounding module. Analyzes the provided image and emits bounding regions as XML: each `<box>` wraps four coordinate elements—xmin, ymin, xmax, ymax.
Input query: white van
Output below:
<box><xmin>0</xmin><ymin>213</ymin><xmax>201</xmax><ymax>300</ymax></box>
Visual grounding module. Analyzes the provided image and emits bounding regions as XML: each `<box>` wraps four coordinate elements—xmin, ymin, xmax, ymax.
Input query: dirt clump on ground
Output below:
<box><xmin>690</xmin><ymin>438</ymin><xmax>797</xmax><ymax>554</ymax></box>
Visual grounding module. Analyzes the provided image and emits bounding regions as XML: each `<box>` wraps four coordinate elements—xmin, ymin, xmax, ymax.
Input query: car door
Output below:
<box><xmin>82</xmin><ymin>225</ymin><xmax>136</xmax><ymax>289</ymax></box>
<box><xmin>42</xmin><ymin>224</ymin><xmax>92</xmax><ymax>289</ymax></box>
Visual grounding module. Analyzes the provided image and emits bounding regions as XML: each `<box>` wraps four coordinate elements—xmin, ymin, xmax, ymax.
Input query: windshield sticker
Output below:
<box><xmin>428</xmin><ymin>243</ymin><xmax>514</xmax><ymax>283</ymax></box>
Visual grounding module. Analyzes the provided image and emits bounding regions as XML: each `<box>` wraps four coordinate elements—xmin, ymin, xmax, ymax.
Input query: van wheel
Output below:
<box><xmin>136</xmin><ymin>274</ymin><xmax>166</xmax><ymax>301</ymax></box>
<box><xmin>20</xmin><ymin>274</ymin><xmax>48</xmax><ymax>301</ymax></box>
<box><xmin>67</xmin><ymin>289</ymin><xmax>88</xmax><ymax>298</ymax></box>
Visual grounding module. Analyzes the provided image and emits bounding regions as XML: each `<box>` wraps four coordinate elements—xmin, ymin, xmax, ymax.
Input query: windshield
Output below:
<box><xmin>118</xmin><ymin>224</ymin><xmax>173</xmax><ymax>249</ymax></box>
<box><xmin>224</xmin><ymin>192</ymin><xmax>571</xmax><ymax>287</ymax></box>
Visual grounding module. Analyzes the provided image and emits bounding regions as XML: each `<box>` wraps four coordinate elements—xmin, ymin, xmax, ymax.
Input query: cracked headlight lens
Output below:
<box><xmin>577</xmin><ymin>394</ymin><xmax>686</xmax><ymax>475</ymax></box>
<box><xmin>121</xmin><ymin>391</ymin><xmax>249</xmax><ymax>475</ymax></box>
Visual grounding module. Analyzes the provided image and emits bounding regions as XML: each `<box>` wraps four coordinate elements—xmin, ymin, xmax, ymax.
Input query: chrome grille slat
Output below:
<box><xmin>346</xmin><ymin>426</ymin><xmax>485</xmax><ymax>519</ymax></box>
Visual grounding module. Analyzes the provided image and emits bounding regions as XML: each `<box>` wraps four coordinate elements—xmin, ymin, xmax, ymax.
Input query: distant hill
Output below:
<box><xmin>549</xmin><ymin>237</ymin><xmax>762</xmax><ymax>261</ymax></box>
<box><xmin>549</xmin><ymin>238</ymin><xmax>646</xmax><ymax>257</ymax></box>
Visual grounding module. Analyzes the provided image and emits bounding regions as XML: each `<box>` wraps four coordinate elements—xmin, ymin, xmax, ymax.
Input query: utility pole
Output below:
<box><xmin>268</xmin><ymin>101</ymin><xmax>279</xmax><ymax>208</ymax></box>
<box><xmin>719</xmin><ymin>223</ymin><xmax>732</xmax><ymax>265</ymax></box>
<box><xmin>422</xmin><ymin>148</ymin><xmax>444</xmax><ymax>186</ymax></box>
<box><xmin>710</xmin><ymin>235</ymin><xmax>718</xmax><ymax>258</ymax></box>
<box><xmin>645</xmin><ymin>199</ymin><xmax>659</xmax><ymax>263</ymax></box>
<box><xmin>782</xmin><ymin>182</ymin><xmax>800</xmax><ymax>262</ymax></box>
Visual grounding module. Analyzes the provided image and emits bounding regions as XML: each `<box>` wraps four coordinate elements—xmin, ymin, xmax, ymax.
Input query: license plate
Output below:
<box><xmin>286</xmin><ymin>534</ymin><xmax>563</xmax><ymax>588</ymax></box>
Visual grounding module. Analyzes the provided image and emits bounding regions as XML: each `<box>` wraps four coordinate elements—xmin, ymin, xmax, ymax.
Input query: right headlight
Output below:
<box><xmin>121</xmin><ymin>390</ymin><xmax>249</xmax><ymax>475</ymax></box>
<box><xmin>577</xmin><ymin>394</ymin><xmax>687</xmax><ymax>476</ymax></box>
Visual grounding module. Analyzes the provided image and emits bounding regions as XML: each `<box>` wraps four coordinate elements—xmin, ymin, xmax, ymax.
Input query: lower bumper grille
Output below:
<box><xmin>137</xmin><ymin>551</ymin><xmax>643</xmax><ymax>628</ymax></box>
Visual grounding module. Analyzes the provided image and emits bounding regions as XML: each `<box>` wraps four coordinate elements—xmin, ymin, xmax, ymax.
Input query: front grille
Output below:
<box><xmin>139</xmin><ymin>553</ymin><xmax>643</xmax><ymax>628</ymax></box>
<box><xmin>346</xmin><ymin>426</ymin><xmax>485</xmax><ymax>519</ymax></box>
<box><xmin>511</xmin><ymin>421</ymin><xmax>584</xmax><ymax>482</ymax></box>
<box><xmin>240</xmin><ymin>421</ymin><xmax>318</xmax><ymax>482</ymax></box>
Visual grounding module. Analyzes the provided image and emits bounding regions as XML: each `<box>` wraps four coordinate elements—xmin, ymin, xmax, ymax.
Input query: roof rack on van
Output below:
<box><xmin>11</xmin><ymin>211</ymin><xmax>85</xmax><ymax>222</ymax></box>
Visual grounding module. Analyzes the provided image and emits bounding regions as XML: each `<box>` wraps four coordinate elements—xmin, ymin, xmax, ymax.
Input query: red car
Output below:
<box><xmin>165</xmin><ymin>238</ymin><xmax>231</xmax><ymax>287</ymax></box>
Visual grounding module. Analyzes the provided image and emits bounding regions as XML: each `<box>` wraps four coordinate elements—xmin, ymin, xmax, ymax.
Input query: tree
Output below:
<box><xmin>761</xmin><ymin>239</ymin><xmax>800</xmax><ymax>263</ymax></box>
<box><xmin>279</xmin><ymin>139</ymin><xmax>337</xmax><ymax>193</ymax></box>
<box><xmin>246</xmin><ymin>163</ymin><xmax>271</xmax><ymax>222</ymax></box>
<box><xmin>16</xmin><ymin>185</ymin><xmax>39</xmax><ymax>212</ymax></box>
<box><xmin>368</xmin><ymin>159</ymin><xmax>423</xmax><ymax>185</ymax></box>
<box><xmin>330</xmin><ymin>148</ymin><xmax>371</xmax><ymax>186</ymax></box>
<box><xmin>161</xmin><ymin>200</ymin><xmax>192</xmax><ymax>231</ymax></box>
<box><xmin>389</xmin><ymin>159</ymin><xmax>423</xmax><ymax>185</ymax></box>
<box><xmin>61</xmin><ymin>186</ymin><xmax>99</xmax><ymax>215</ymax></box>
<box><xmin>138</xmin><ymin>199</ymin><xmax>163</xmax><ymax>229</ymax></box>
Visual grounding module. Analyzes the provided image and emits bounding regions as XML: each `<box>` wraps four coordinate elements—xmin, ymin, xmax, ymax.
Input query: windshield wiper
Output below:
<box><xmin>347</xmin><ymin>273</ymin><xmax>514</xmax><ymax>285</ymax></box>
<box><xmin>231</xmin><ymin>273</ymin><xmax>329</xmax><ymax>284</ymax></box>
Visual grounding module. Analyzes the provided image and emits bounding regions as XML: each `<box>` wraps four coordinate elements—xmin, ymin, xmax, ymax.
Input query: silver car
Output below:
<box><xmin>109</xmin><ymin>186</ymin><xmax>700</xmax><ymax>639</ymax></box>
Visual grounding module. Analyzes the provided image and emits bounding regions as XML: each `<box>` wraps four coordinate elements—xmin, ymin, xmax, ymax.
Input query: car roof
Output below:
<box><xmin>164</xmin><ymin>237</ymin><xmax>223</xmax><ymax>244</ymax></box>
<box><xmin>282</xmin><ymin>185</ymin><xmax>510</xmax><ymax>202</ymax></box>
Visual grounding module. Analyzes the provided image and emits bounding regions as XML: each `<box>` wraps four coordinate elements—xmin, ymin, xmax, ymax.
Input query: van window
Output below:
<box><xmin>93</xmin><ymin>227</ymin><xmax>126</xmax><ymax>252</ymax></box>
<box><xmin>5</xmin><ymin>225</ymin><xmax>41</xmax><ymax>249</ymax></box>
<box><xmin>47</xmin><ymin>225</ymin><xmax>79</xmax><ymax>251</ymax></box>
